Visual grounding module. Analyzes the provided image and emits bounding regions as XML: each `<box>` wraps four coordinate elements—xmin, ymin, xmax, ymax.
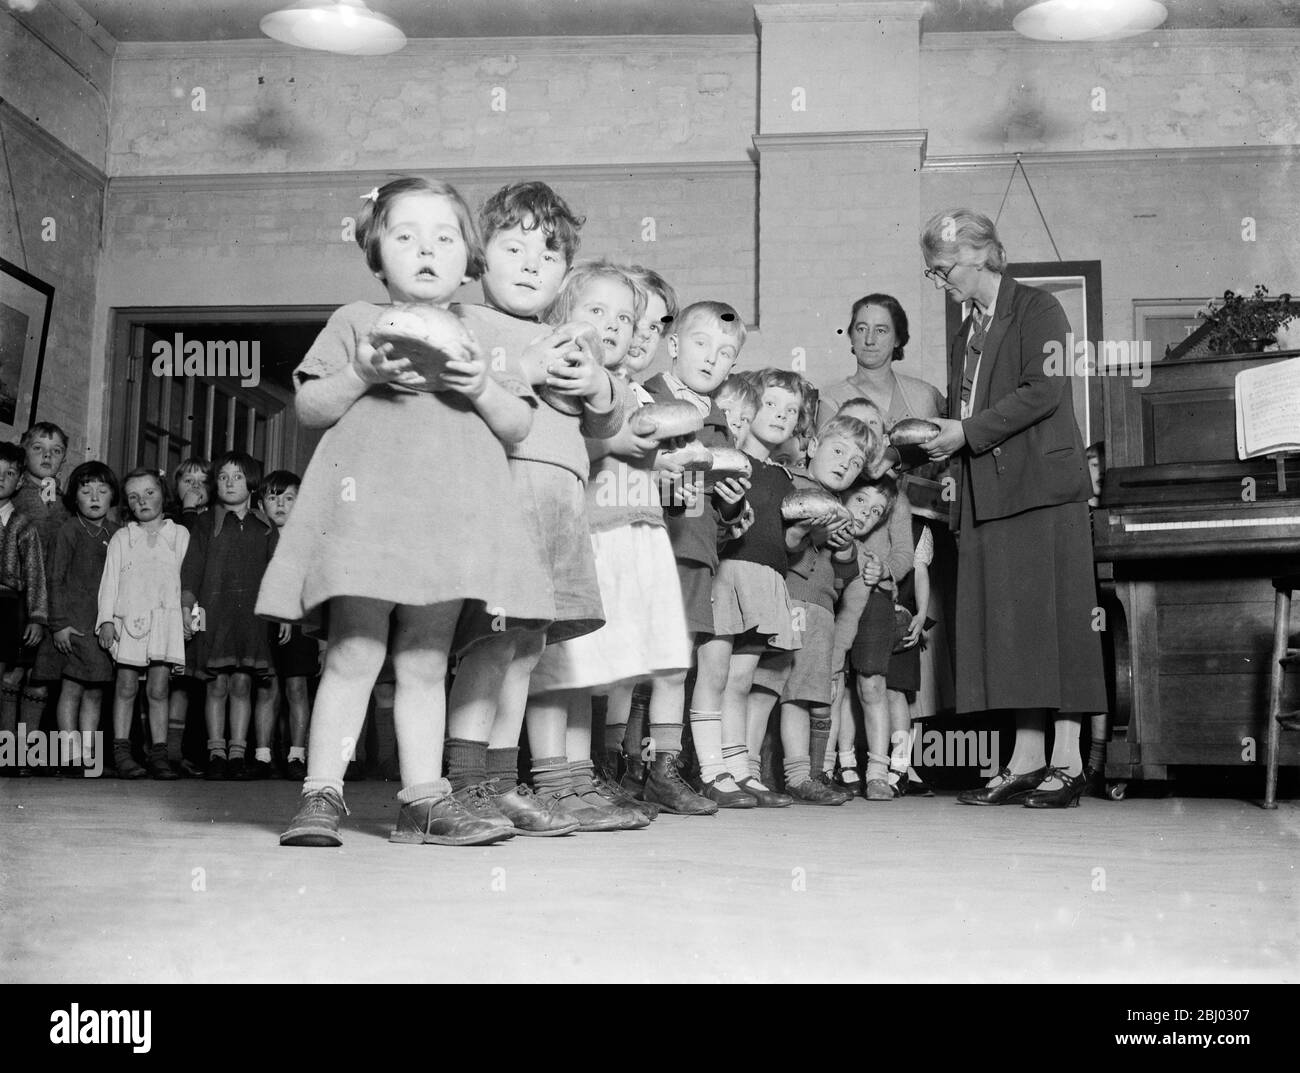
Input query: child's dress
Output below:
<box><xmin>182</xmin><ymin>505</ymin><xmax>276</xmax><ymax>677</ymax></box>
<box><xmin>97</xmin><ymin>520</ymin><xmax>190</xmax><ymax>669</ymax></box>
<box><xmin>256</xmin><ymin>302</ymin><xmax>555</xmax><ymax>643</ymax></box>
<box><xmin>34</xmin><ymin>516</ymin><xmax>119</xmax><ymax>684</ymax></box>
<box><xmin>529</xmin><ymin>379</ymin><xmax>691</xmax><ymax>692</ymax></box>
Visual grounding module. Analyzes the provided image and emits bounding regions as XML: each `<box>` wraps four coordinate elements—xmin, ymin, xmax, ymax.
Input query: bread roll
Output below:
<box><xmin>634</xmin><ymin>401</ymin><xmax>706</xmax><ymax>440</ymax></box>
<box><xmin>888</xmin><ymin>418</ymin><xmax>941</xmax><ymax>446</ymax></box>
<box><xmin>369</xmin><ymin>304</ymin><xmax>471</xmax><ymax>390</ymax></box>
<box><xmin>781</xmin><ymin>488</ymin><xmax>852</xmax><ymax>526</ymax></box>
<box><xmin>705</xmin><ymin>447</ymin><xmax>752</xmax><ymax>479</ymax></box>
<box><xmin>657</xmin><ymin>440</ymin><xmax>713</xmax><ymax>470</ymax></box>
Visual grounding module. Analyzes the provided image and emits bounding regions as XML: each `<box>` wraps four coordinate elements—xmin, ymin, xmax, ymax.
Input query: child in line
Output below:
<box><xmin>641</xmin><ymin>303</ymin><xmax>754</xmax><ymax>811</ymax></box>
<box><xmin>599</xmin><ymin>266</ymin><xmax>718</xmax><ymax>817</ymax></box>
<box><xmin>262</xmin><ymin>469</ymin><xmax>318</xmax><ymax>781</ymax></box>
<box><xmin>693</xmin><ymin>367</ymin><xmax>812</xmax><ymax>808</ymax></box>
<box><xmin>716</xmin><ymin>374</ymin><xmax>759</xmax><ymax>447</ymax></box>
<box><xmin>830</xmin><ymin>471</ymin><xmax>914</xmax><ymax>800</ymax></box>
<box><xmin>0</xmin><ymin>441</ymin><xmax>49</xmax><ymax>776</ymax></box>
<box><xmin>181</xmin><ymin>452</ymin><xmax>277</xmax><ymax>781</ymax></box>
<box><xmin>97</xmin><ymin>469</ymin><xmax>190</xmax><ymax>780</ymax></box>
<box><xmin>33</xmin><ymin>462</ymin><xmax>121</xmax><ymax>776</ymax></box>
<box><xmin>5</xmin><ymin>422</ymin><xmax>71</xmax><ymax>758</ymax></box>
<box><xmin>444</xmin><ymin>181</ymin><xmax>623</xmax><ymax>836</ymax></box>
<box><xmin>258</xmin><ymin>175</ymin><xmax>553</xmax><ymax>847</ymax></box>
<box><xmin>751</xmin><ymin>414</ymin><xmax>870</xmax><ymax>804</ymax></box>
<box><xmin>527</xmin><ymin>260</ymin><xmax>687</xmax><ymax>830</ymax></box>
<box><xmin>166</xmin><ymin>457</ymin><xmax>213</xmax><ymax>776</ymax></box>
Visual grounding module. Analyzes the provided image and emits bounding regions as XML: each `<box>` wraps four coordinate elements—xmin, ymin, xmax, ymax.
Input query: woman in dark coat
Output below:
<box><xmin>919</xmin><ymin>208</ymin><xmax>1106</xmax><ymax>808</ymax></box>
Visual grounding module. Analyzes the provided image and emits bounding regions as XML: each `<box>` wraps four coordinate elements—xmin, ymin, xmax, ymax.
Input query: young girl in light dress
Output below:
<box><xmin>97</xmin><ymin>469</ymin><xmax>190</xmax><ymax>781</ymax></box>
<box><xmin>526</xmin><ymin>261</ymin><xmax>693</xmax><ymax>829</ymax></box>
<box><xmin>256</xmin><ymin>176</ymin><xmax>554</xmax><ymax>848</ymax></box>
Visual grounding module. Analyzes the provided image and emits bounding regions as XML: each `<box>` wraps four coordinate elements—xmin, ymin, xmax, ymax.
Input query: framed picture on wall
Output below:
<box><xmin>1133</xmin><ymin>298</ymin><xmax>1208</xmax><ymax>358</ymax></box>
<box><xmin>0</xmin><ymin>257</ymin><xmax>54</xmax><ymax>440</ymax></box>
<box><xmin>945</xmin><ymin>259</ymin><xmax>1103</xmax><ymax>448</ymax></box>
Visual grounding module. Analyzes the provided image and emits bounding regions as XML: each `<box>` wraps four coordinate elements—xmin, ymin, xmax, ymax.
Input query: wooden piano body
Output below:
<box><xmin>1094</xmin><ymin>349</ymin><xmax>1300</xmax><ymax>792</ymax></box>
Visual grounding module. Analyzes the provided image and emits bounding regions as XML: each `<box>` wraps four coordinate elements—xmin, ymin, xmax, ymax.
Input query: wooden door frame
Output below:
<box><xmin>107</xmin><ymin>305</ymin><xmax>332</xmax><ymax>477</ymax></box>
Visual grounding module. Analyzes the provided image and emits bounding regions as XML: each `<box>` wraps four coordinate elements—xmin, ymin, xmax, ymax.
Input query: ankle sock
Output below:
<box><xmin>691</xmin><ymin>709</ymin><xmax>728</xmax><ymax>782</ymax></box>
<box><xmin>784</xmin><ymin>754</ymin><xmax>811</xmax><ymax>788</ymax></box>
<box><xmin>255</xmin><ymin>747</ymin><xmax>272</xmax><ymax>764</ymax></box>
<box><xmin>288</xmin><ymin>746</ymin><xmax>306</xmax><ymax>762</ymax></box>
<box><xmin>445</xmin><ymin>737</ymin><xmax>487</xmax><ymax>791</ymax></box>
<box><xmin>567</xmin><ymin>758</ymin><xmax>597</xmax><ymax>795</ymax></box>
<box><xmin>723</xmin><ymin>743</ymin><xmax>749</xmax><ymax>783</ymax></box>
<box><xmin>207</xmin><ymin>740</ymin><xmax>227</xmax><ymax>760</ymax></box>
<box><xmin>396</xmin><ymin>778</ymin><xmax>450</xmax><ymax>804</ymax></box>
<box><xmin>840</xmin><ymin>766</ymin><xmax>861</xmax><ymax>784</ymax></box>
<box><xmin>227</xmin><ymin>741</ymin><xmax>247</xmax><ymax>761</ymax></box>
<box><xmin>865</xmin><ymin>750</ymin><xmax>890</xmax><ymax>783</ymax></box>
<box><xmin>603</xmin><ymin>720</ymin><xmax>628</xmax><ymax>760</ymax></box>
<box><xmin>809</xmin><ymin>715</ymin><xmax>831</xmax><ymax>775</ymax></box>
<box><xmin>648</xmin><ymin>719</ymin><xmax>683</xmax><ymax>757</ymax></box>
<box><xmin>486</xmin><ymin>746</ymin><xmax>519</xmax><ymax>791</ymax></box>
<box><xmin>531</xmin><ymin>755</ymin><xmax>570</xmax><ymax>795</ymax></box>
<box><xmin>838</xmin><ymin>748</ymin><xmax>858</xmax><ymax>775</ymax></box>
<box><xmin>303</xmin><ymin>775</ymin><xmax>344</xmax><ymax>797</ymax></box>
<box><xmin>625</xmin><ymin>682</ymin><xmax>651</xmax><ymax>761</ymax></box>
<box><xmin>166</xmin><ymin>721</ymin><xmax>184</xmax><ymax>764</ymax></box>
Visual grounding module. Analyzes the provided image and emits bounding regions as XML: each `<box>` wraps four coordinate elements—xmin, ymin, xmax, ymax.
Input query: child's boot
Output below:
<box><xmin>113</xmin><ymin>738</ymin><xmax>146</xmax><ymax>780</ymax></box>
<box><xmin>146</xmin><ymin>743</ymin><xmax>179</xmax><ymax>780</ymax></box>
<box><xmin>643</xmin><ymin>752</ymin><xmax>718</xmax><ymax>815</ymax></box>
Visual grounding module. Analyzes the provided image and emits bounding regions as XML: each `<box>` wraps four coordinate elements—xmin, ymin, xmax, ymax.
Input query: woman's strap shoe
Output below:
<box><xmin>737</xmin><ymin>777</ymin><xmax>793</xmax><ymax>808</ymax></box>
<box><xmin>1023</xmin><ymin>767</ymin><xmax>1086</xmax><ymax>809</ymax></box>
<box><xmin>701</xmin><ymin>774</ymin><xmax>758</xmax><ymax>808</ymax></box>
<box><xmin>956</xmin><ymin>766</ymin><xmax>1048</xmax><ymax>806</ymax></box>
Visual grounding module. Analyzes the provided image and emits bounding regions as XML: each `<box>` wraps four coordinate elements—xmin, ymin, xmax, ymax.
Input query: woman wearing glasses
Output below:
<box><xmin>919</xmin><ymin>208</ymin><xmax>1105</xmax><ymax>808</ymax></box>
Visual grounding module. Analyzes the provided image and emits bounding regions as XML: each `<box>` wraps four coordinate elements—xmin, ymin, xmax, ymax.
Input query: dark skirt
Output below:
<box><xmin>955</xmin><ymin>482</ymin><xmax>1106</xmax><ymax>714</ymax></box>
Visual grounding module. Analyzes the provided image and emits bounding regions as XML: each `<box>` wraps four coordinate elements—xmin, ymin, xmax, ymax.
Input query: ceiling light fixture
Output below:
<box><xmin>1013</xmin><ymin>0</ymin><xmax>1168</xmax><ymax>42</ymax></box>
<box><xmin>260</xmin><ymin>0</ymin><xmax>406</xmax><ymax>55</ymax></box>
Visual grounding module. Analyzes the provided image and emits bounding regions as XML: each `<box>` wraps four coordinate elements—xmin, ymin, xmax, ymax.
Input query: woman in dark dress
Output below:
<box><xmin>919</xmin><ymin>209</ymin><xmax>1106</xmax><ymax>808</ymax></box>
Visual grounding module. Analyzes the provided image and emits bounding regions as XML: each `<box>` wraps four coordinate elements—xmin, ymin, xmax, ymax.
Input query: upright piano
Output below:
<box><xmin>1093</xmin><ymin>348</ymin><xmax>1300</xmax><ymax>795</ymax></box>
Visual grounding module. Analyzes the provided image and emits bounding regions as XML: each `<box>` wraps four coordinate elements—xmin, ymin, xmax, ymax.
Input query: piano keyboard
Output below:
<box><xmin>1124</xmin><ymin>515</ymin><xmax>1300</xmax><ymax>532</ymax></box>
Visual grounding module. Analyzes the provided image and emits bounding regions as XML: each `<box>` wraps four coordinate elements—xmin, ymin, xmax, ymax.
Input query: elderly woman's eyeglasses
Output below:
<box><xmin>924</xmin><ymin>263</ymin><xmax>956</xmax><ymax>286</ymax></box>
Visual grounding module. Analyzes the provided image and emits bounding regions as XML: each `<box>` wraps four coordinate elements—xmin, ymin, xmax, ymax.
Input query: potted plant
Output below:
<box><xmin>1197</xmin><ymin>284</ymin><xmax>1296</xmax><ymax>354</ymax></box>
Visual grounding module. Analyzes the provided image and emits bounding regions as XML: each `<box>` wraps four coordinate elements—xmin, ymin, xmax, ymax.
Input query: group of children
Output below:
<box><xmin>0</xmin><ymin>175</ymin><xmax>943</xmax><ymax>848</ymax></box>
<box><xmin>0</xmin><ymin>432</ymin><xmax>317</xmax><ymax>781</ymax></box>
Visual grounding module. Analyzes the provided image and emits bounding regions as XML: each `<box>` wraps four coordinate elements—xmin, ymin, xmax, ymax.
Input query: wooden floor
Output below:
<box><xmin>2</xmin><ymin>779</ymin><xmax>1296</xmax><ymax>983</ymax></box>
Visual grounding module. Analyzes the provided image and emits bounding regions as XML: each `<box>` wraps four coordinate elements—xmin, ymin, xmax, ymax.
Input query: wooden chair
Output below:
<box><xmin>1265</xmin><ymin>575</ymin><xmax>1300</xmax><ymax>808</ymax></box>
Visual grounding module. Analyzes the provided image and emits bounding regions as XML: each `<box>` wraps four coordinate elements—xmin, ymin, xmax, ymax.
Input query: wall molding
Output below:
<box><xmin>754</xmin><ymin>129</ymin><xmax>927</xmax><ymax>154</ymax></box>
<box><xmin>924</xmin><ymin>143</ymin><xmax>1300</xmax><ymax>171</ymax></box>
<box><xmin>922</xmin><ymin>27</ymin><xmax>1300</xmax><ymax>50</ymax></box>
<box><xmin>0</xmin><ymin>96</ymin><xmax>107</xmax><ymax>186</ymax></box>
<box><xmin>755</xmin><ymin>3</ymin><xmax>928</xmax><ymax>24</ymax></box>
<box><xmin>107</xmin><ymin>159</ymin><xmax>757</xmax><ymax>197</ymax></box>
<box><xmin>112</xmin><ymin>34</ymin><xmax>758</xmax><ymax>61</ymax></box>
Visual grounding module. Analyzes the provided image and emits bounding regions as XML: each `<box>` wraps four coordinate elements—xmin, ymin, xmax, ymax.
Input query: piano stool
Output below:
<box><xmin>1264</xmin><ymin>575</ymin><xmax>1300</xmax><ymax>809</ymax></box>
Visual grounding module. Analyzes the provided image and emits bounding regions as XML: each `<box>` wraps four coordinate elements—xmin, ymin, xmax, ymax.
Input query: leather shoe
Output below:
<box><xmin>700</xmin><ymin>773</ymin><xmax>757</xmax><ymax>809</ymax></box>
<box><xmin>643</xmin><ymin>753</ymin><xmax>718</xmax><ymax>815</ymax></box>
<box><xmin>788</xmin><ymin>777</ymin><xmax>845</xmax><ymax>806</ymax></box>
<box><xmin>956</xmin><ymin>765</ymin><xmax>1048</xmax><ymax>806</ymax></box>
<box><xmin>737</xmin><ymin>776</ymin><xmax>793</xmax><ymax>807</ymax></box>
<box><xmin>489</xmin><ymin>782</ymin><xmax>579</xmax><ymax>836</ymax></box>
<box><xmin>1023</xmin><ymin>767</ymin><xmax>1086</xmax><ymax>809</ymax></box>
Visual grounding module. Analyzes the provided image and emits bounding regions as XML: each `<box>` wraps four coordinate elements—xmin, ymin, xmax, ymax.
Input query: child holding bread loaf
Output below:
<box><xmin>441</xmin><ymin>181</ymin><xmax>626</xmax><ymax>837</ymax></box>
<box><xmin>750</xmin><ymin>413</ymin><xmax>872</xmax><ymax>804</ymax></box>
<box><xmin>258</xmin><ymin>176</ymin><xmax>553</xmax><ymax>848</ymax></box>
<box><xmin>690</xmin><ymin>367</ymin><xmax>818</xmax><ymax>810</ymax></box>
<box><xmin>525</xmin><ymin>260</ymin><xmax>700</xmax><ymax>830</ymax></box>
<box><xmin>590</xmin><ymin>266</ymin><xmax>719</xmax><ymax>817</ymax></box>
<box><xmin>641</xmin><ymin>302</ymin><xmax>755</xmax><ymax>811</ymax></box>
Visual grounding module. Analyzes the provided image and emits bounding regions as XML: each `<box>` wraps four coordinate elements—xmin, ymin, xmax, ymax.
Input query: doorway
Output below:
<box><xmin>106</xmin><ymin>307</ymin><xmax>332</xmax><ymax>481</ymax></box>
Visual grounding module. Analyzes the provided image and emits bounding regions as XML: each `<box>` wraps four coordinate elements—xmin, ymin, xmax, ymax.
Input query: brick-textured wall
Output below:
<box><xmin>922</xmin><ymin>31</ymin><xmax>1300</xmax><ymax>155</ymax></box>
<box><xmin>108</xmin><ymin>37</ymin><xmax>758</xmax><ymax>176</ymax></box>
<box><xmin>101</xmin><ymin>164</ymin><xmax>757</xmax><ymax>322</ymax></box>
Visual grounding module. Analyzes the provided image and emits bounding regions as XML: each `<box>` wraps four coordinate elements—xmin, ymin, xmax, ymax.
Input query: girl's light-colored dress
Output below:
<box><xmin>255</xmin><ymin>301</ymin><xmax>555</xmax><ymax>644</ymax></box>
<box><xmin>97</xmin><ymin>520</ymin><xmax>190</xmax><ymax>669</ymax></box>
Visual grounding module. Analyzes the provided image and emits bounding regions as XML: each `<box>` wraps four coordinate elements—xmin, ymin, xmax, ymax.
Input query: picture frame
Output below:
<box><xmin>0</xmin><ymin>257</ymin><xmax>54</xmax><ymax>440</ymax></box>
<box><xmin>1132</xmin><ymin>298</ymin><xmax>1209</xmax><ymax>359</ymax></box>
<box><xmin>945</xmin><ymin>260</ymin><xmax>1103</xmax><ymax>448</ymax></box>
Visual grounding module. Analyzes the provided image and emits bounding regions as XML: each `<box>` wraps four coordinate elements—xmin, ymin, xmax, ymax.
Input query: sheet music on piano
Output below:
<box><xmin>1235</xmin><ymin>354</ymin><xmax>1300</xmax><ymax>460</ymax></box>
